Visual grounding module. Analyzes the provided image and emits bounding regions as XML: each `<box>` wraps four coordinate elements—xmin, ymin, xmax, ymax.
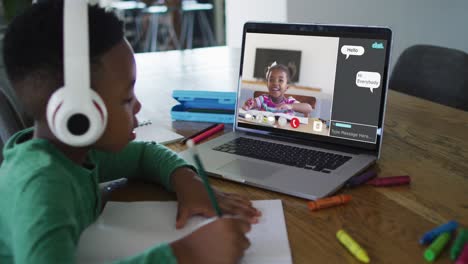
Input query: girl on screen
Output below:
<box><xmin>242</xmin><ymin>62</ymin><xmax>313</xmax><ymax>116</ymax></box>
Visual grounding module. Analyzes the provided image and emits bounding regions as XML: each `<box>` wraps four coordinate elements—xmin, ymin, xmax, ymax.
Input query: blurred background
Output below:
<box><xmin>98</xmin><ymin>0</ymin><xmax>224</xmax><ymax>52</ymax></box>
<box><xmin>1</xmin><ymin>0</ymin><xmax>467</xmax><ymax>67</ymax></box>
<box><xmin>0</xmin><ymin>0</ymin><xmax>467</xmax><ymax>117</ymax></box>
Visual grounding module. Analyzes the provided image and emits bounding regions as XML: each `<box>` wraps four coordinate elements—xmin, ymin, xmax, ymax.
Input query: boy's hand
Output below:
<box><xmin>170</xmin><ymin>217</ymin><xmax>251</xmax><ymax>264</ymax></box>
<box><xmin>176</xmin><ymin>189</ymin><xmax>261</xmax><ymax>229</ymax></box>
<box><xmin>171</xmin><ymin>168</ymin><xmax>261</xmax><ymax>229</ymax></box>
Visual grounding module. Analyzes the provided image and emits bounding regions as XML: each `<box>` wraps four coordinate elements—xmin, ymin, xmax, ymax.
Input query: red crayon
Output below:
<box><xmin>456</xmin><ymin>244</ymin><xmax>468</xmax><ymax>264</ymax></box>
<box><xmin>366</xmin><ymin>175</ymin><xmax>411</xmax><ymax>187</ymax></box>
<box><xmin>181</xmin><ymin>123</ymin><xmax>219</xmax><ymax>144</ymax></box>
<box><xmin>191</xmin><ymin>124</ymin><xmax>225</xmax><ymax>144</ymax></box>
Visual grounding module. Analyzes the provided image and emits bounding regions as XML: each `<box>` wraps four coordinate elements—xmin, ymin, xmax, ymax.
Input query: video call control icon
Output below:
<box><xmin>313</xmin><ymin>120</ymin><xmax>323</xmax><ymax>132</ymax></box>
<box><xmin>244</xmin><ymin>113</ymin><xmax>254</xmax><ymax>121</ymax></box>
<box><xmin>255</xmin><ymin>113</ymin><xmax>264</xmax><ymax>123</ymax></box>
<box><xmin>278</xmin><ymin>117</ymin><xmax>287</xmax><ymax>127</ymax></box>
<box><xmin>290</xmin><ymin>117</ymin><xmax>300</xmax><ymax>128</ymax></box>
<box><xmin>266</xmin><ymin>116</ymin><xmax>275</xmax><ymax>125</ymax></box>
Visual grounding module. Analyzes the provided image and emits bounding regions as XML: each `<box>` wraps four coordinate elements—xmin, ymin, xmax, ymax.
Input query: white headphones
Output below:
<box><xmin>46</xmin><ymin>0</ymin><xmax>107</xmax><ymax>147</ymax></box>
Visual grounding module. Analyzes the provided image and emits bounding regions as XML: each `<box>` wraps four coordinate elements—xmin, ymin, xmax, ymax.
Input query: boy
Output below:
<box><xmin>0</xmin><ymin>2</ymin><xmax>260</xmax><ymax>263</ymax></box>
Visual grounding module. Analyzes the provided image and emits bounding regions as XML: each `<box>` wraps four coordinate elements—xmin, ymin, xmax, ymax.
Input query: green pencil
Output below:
<box><xmin>187</xmin><ymin>140</ymin><xmax>223</xmax><ymax>217</ymax></box>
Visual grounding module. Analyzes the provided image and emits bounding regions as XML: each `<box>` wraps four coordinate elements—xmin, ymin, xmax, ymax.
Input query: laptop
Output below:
<box><xmin>179</xmin><ymin>22</ymin><xmax>392</xmax><ymax>200</ymax></box>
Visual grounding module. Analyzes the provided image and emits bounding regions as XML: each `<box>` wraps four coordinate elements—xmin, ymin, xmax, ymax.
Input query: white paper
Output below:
<box><xmin>134</xmin><ymin>122</ymin><xmax>184</xmax><ymax>145</ymax></box>
<box><xmin>76</xmin><ymin>200</ymin><xmax>292</xmax><ymax>264</ymax></box>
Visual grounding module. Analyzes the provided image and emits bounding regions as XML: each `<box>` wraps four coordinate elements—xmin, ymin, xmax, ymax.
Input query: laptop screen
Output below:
<box><xmin>236</xmin><ymin>22</ymin><xmax>392</xmax><ymax>152</ymax></box>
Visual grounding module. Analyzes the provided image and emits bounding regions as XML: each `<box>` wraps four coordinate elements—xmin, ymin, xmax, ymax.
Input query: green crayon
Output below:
<box><xmin>424</xmin><ymin>232</ymin><xmax>451</xmax><ymax>262</ymax></box>
<box><xmin>450</xmin><ymin>228</ymin><xmax>468</xmax><ymax>260</ymax></box>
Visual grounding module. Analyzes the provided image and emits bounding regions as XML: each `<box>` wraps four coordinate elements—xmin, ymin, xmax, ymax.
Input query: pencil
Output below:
<box><xmin>181</xmin><ymin>124</ymin><xmax>219</xmax><ymax>144</ymax></box>
<box><xmin>186</xmin><ymin>139</ymin><xmax>223</xmax><ymax>217</ymax></box>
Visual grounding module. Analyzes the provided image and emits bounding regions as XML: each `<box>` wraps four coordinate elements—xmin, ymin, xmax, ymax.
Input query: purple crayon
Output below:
<box><xmin>346</xmin><ymin>170</ymin><xmax>377</xmax><ymax>188</ymax></box>
<box><xmin>366</xmin><ymin>175</ymin><xmax>411</xmax><ymax>187</ymax></box>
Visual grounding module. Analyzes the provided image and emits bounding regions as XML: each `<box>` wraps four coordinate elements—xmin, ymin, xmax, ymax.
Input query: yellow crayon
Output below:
<box><xmin>336</xmin><ymin>229</ymin><xmax>370</xmax><ymax>263</ymax></box>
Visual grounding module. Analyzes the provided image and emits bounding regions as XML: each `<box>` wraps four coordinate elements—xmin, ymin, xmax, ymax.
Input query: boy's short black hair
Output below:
<box><xmin>2</xmin><ymin>1</ymin><xmax>124</xmax><ymax>120</ymax></box>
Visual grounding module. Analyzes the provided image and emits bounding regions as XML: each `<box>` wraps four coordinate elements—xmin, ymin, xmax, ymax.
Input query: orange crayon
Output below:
<box><xmin>308</xmin><ymin>194</ymin><xmax>352</xmax><ymax>211</ymax></box>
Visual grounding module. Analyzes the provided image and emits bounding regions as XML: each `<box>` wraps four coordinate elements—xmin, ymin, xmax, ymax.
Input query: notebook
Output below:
<box><xmin>134</xmin><ymin>120</ymin><xmax>184</xmax><ymax>145</ymax></box>
<box><xmin>179</xmin><ymin>22</ymin><xmax>392</xmax><ymax>200</ymax></box>
<box><xmin>76</xmin><ymin>200</ymin><xmax>292</xmax><ymax>264</ymax></box>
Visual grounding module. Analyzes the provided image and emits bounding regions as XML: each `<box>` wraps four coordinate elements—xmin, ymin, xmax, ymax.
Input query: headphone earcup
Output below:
<box><xmin>46</xmin><ymin>88</ymin><xmax>66</xmax><ymax>138</ymax></box>
<box><xmin>89</xmin><ymin>88</ymin><xmax>108</xmax><ymax>134</ymax></box>
<box><xmin>46</xmin><ymin>87</ymin><xmax>108</xmax><ymax>147</ymax></box>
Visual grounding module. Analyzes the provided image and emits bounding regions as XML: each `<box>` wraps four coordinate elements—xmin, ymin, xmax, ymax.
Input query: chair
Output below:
<box><xmin>389</xmin><ymin>45</ymin><xmax>468</xmax><ymax>111</ymax></box>
<box><xmin>142</xmin><ymin>5</ymin><xmax>181</xmax><ymax>51</ymax></box>
<box><xmin>179</xmin><ymin>1</ymin><xmax>216</xmax><ymax>49</ymax></box>
<box><xmin>0</xmin><ymin>88</ymin><xmax>26</xmax><ymax>163</ymax></box>
<box><xmin>110</xmin><ymin>1</ymin><xmax>147</xmax><ymax>52</ymax></box>
<box><xmin>253</xmin><ymin>91</ymin><xmax>316</xmax><ymax>117</ymax></box>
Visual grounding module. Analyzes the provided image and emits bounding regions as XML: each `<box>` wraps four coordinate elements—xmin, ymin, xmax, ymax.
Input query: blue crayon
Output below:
<box><xmin>346</xmin><ymin>170</ymin><xmax>377</xmax><ymax>188</ymax></box>
<box><xmin>419</xmin><ymin>220</ymin><xmax>458</xmax><ymax>245</ymax></box>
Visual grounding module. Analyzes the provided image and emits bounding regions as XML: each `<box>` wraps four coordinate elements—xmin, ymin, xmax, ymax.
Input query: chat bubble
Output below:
<box><xmin>341</xmin><ymin>45</ymin><xmax>365</xmax><ymax>59</ymax></box>
<box><xmin>356</xmin><ymin>71</ymin><xmax>381</xmax><ymax>93</ymax></box>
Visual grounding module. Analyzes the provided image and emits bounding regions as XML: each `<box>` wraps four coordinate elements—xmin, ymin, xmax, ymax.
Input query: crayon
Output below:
<box><xmin>419</xmin><ymin>220</ymin><xmax>458</xmax><ymax>245</ymax></box>
<box><xmin>191</xmin><ymin>124</ymin><xmax>225</xmax><ymax>144</ymax></box>
<box><xmin>424</xmin><ymin>232</ymin><xmax>451</xmax><ymax>262</ymax></box>
<box><xmin>336</xmin><ymin>229</ymin><xmax>370</xmax><ymax>263</ymax></box>
<box><xmin>455</xmin><ymin>244</ymin><xmax>468</xmax><ymax>264</ymax></box>
<box><xmin>181</xmin><ymin>123</ymin><xmax>219</xmax><ymax>144</ymax></box>
<box><xmin>366</xmin><ymin>175</ymin><xmax>410</xmax><ymax>187</ymax></box>
<box><xmin>451</xmin><ymin>229</ymin><xmax>468</xmax><ymax>260</ymax></box>
<box><xmin>307</xmin><ymin>194</ymin><xmax>351</xmax><ymax>211</ymax></box>
<box><xmin>346</xmin><ymin>170</ymin><xmax>377</xmax><ymax>188</ymax></box>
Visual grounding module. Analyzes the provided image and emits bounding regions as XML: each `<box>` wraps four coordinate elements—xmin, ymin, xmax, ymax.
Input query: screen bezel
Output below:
<box><xmin>234</xmin><ymin>22</ymin><xmax>392</xmax><ymax>155</ymax></box>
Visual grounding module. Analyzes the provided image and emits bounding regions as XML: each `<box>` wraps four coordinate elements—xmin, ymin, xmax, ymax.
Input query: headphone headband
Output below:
<box><xmin>64</xmin><ymin>0</ymin><xmax>90</xmax><ymax>97</ymax></box>
<box><xmin>46</xmin><ymin>0</ymin><xmax>108</xmax><ymax>147</ymax></box>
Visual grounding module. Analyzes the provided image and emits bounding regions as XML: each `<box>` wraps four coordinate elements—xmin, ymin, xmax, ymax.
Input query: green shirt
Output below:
<box><xmin>0</xmin><ymin>128</ymin><xmax>190</xmax><ymax>263</ymax></box>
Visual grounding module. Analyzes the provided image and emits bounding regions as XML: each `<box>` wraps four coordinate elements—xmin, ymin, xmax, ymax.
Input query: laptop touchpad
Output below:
<box><xmin>217</xmin><ymin>159</ymin><xmax>280</xmax><ymax>180</ymax></box>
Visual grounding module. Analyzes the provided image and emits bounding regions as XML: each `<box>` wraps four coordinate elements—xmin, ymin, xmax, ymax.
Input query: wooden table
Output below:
<box><xmin>112</xmin><ymin>46</ymin><xmax>468</xmax><ymax>263</ymax></box>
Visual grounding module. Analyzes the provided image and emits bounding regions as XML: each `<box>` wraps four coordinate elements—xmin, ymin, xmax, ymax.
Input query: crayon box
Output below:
<box><xmin>171</xmin><ymin>90</ymin><xmax>237</xmax><ymax>123</ymax></box>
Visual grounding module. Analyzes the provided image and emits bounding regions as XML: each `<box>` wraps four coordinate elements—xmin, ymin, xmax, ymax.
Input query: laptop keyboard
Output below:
<box><xmin>212</xmin><ymin>137</ymin><xmax>352</xmax><ymax>173</ymax></box>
